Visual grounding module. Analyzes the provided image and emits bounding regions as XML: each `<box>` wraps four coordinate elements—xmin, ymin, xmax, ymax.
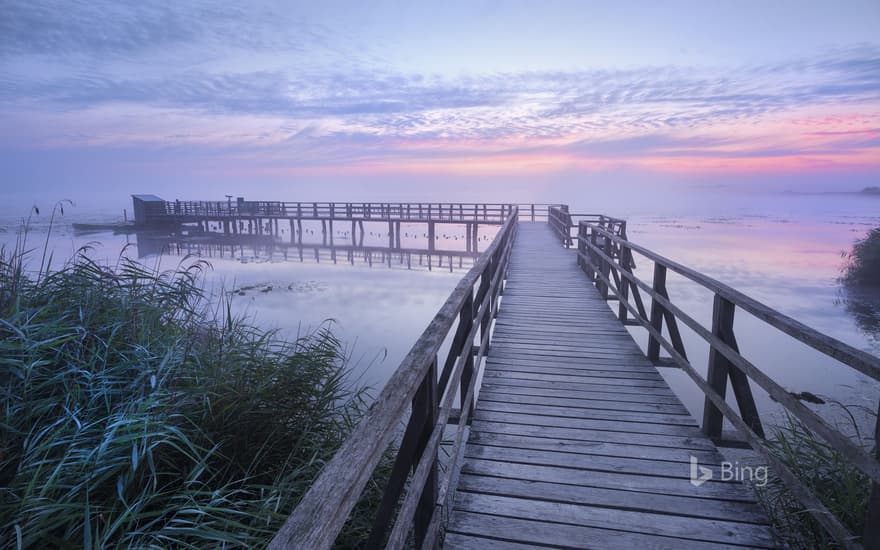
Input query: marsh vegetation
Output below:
<box><xmin>0</xmin><ymin>235</ymin><xmax>386</xmax><ymax>548</ymax></box>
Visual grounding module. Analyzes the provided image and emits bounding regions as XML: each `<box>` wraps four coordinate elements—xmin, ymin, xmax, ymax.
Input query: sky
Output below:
<box><xmin>1</xmin><ymin>0</ymin><xmax>879</xmax><ymax>210</ymax></box>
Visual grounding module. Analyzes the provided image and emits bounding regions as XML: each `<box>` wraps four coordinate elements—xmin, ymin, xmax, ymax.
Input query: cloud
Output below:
<box><xmin>1</xmin><ymin>1</ymin><xmax>878</xmax><ymax>178</ymax></box>
<box><xmin>0</xmin><ymin>1</ymin><xmax>320</xmax><ymax>58</ymax></box>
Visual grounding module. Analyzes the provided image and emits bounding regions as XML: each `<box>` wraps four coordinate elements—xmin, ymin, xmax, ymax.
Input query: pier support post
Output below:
<box><xmin>428</xmin><ymin>222</ymin><xmax>435</xmax><ymax>252</ymax></box>
<box><xmin>466</xmin><ymin>223</ymin><xmax>472</xmax><ymax>252</ymax></box>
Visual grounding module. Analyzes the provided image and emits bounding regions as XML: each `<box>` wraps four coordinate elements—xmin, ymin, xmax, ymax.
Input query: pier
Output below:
<box><xmin>132</xmin><ymin>197</ymin><xmax>880</xmax><ymax>549</ymax></box>
<box><xmin>131</xmin><ymin>196</ymin><xmax>546</xmax><ymax>254</ymax></box>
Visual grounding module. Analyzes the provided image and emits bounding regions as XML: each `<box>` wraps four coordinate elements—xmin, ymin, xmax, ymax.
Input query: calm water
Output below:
<box><xmin>2</xmin><ymin>191</ymin><xmax>878</xmax><ymax>434</ymax></box>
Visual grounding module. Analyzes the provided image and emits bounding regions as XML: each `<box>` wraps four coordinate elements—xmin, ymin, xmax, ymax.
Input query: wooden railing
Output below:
<box><xmin>157</xmin><ymin>201</ymin><xmax>532</xmax><ymax>223</ymax></box>
<box><xmin>577</xmin><ymin>219</ymin><xmax>880</xmax><ymax>549</ymax></box>
<box><xmin>267</xmin><ymin>208</ymin><xmax>519</xmax><ymax>550</ymax></box>
<box><xmin>155</xmin><ymin>201</ymin><xmax>564</xmax><ymax>224</ymax></box>
<box><xmin>513</xmin><ymin>203</ymin><xmax>563</xmax><ymax>222</ymax></box>
<box><xmin>548</xmin><ymin>206</ymin><xmax>628</xmax><ymax>250</ymax></box>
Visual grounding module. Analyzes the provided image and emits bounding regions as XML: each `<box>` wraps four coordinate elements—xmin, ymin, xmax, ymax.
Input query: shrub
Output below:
<box><xmin>842</xmin><ymin>228</ymin><xmax>880</xmax><ymax>287</ymax></box>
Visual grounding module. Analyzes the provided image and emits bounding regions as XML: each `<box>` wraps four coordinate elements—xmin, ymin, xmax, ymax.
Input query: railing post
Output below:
<box><xmin>568</xmin><ymin>214</ymin><xmax>575</xmax><ymax>248</ymax></box>
<box><xmin>577</xmin><ymin>222</ymin><xmax>585</xmax><ymax>272</ymax></box>
<box><xmin>413</xmin><ymin>357</ymin><xmax>438</xmax><ymax>548</ymax></box>
<box><xmin>647</xmin><ymin>263</ymin><xmax>667</xmax><ymax>362</ymax></box>
<box><xmin>703</xmin><ymin>294</ymin><xmax>734</xmax><ymax>438</ymax></box>
<box><xmin>460</xmin><ymin>292</ymin><xmax>475</xmax><ymax>419</ymax></box>
<box><xmin>617</xmin><ymin>247</ymin><xmax>630</xmax><ymax>322</ymax></box>
<box><xmin>600</xmin><ymin>234</ymin><xmax>613</xmax><ymax>299</ymax></box>
<box><xmin>589</xmin><ymin>229</ymin><xmax>600</xmax><ymax>286</ymax></box>
<box><xmin>702</xmin><ymin>294</ymin><xmax>764</xmax><ymax>439</ymax></box>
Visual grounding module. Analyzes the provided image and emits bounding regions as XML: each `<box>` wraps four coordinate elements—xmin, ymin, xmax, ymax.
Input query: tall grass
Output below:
<box><xmin>0</xmin><ymin>238</ymin><xmax>385</xmax><ymax>548</ymax></box>
<box><xmin>756</xmin><ymin>407</ymin><xmax>871</xmax><ymax>549</ymax></box>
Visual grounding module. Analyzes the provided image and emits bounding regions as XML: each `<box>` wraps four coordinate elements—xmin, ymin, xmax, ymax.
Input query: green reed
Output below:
<box><xmin>0</xmin><ymin>235</ymin><xmax>386</xmax><ymax>548</ymax></box>
<box><xmin>756</xmin><ymin>407</ymin><xmax>872</xmax><ymax>549</ymax></box>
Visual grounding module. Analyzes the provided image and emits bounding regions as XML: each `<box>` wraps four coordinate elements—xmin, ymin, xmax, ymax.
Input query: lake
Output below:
<box><xmin>2</xmin><ymin>190</ymin><xmax>878</xmax><ymax>435</ymax></box>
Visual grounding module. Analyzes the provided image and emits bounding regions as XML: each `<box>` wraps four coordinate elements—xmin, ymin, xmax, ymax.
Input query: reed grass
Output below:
<box><xmin>0</xmin><ymin>233</ymin><xmax>386</xmax><ymax>548</ymax></box>
<box><xmin>756</xmin><ymin>407</ymin><xmax>871</xmax><ymax>549</ymax></box>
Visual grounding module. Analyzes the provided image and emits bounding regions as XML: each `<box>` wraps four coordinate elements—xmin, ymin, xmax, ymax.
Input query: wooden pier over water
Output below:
<box><xmin>133</xmin><ymin>197</ymin><xmax>880</xmax><ymax>548</ymax></box>
<box><xmin>443</xmin><ymin>223</ymin><xmax>775</xmax><ymax>548</ymax></box>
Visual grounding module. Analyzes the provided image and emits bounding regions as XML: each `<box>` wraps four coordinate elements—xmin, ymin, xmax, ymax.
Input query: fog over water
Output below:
<box><xmin>2</xmin><ymin>186</ymin><xmax>878</xmax><ymax>433</ymax></box>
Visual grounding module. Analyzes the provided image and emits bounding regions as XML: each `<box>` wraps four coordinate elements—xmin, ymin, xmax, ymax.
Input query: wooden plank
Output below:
<box><xmin>467</xmin><ymin>430</ymin><xmax>725</xmax><ymax>464</ymax></box>
<box><xmin>461</xmin><ymin>458</ymin><xmax>759</xmax><ymax>501</ymax></box>
<box><xmin>476</xmin><ymin>395</ymin><xmax>693</xmax><ymax>420</ymax></box>
<box><xmin>486</xmin><ymin>353</ymin><xmax>655</xmax><ymax>368</ymax></box>
<box><xmin>454</xmin><ymin>493</ymin><xmax>776</xmax><ymax>548</ymax></box>
<box><xmin>442</xmin><ymin>531</ymin><xmax>545</xmax><ymax>550</ymax></box>
<box><xmin>482</xmin><ymin>369</ymin><xmax>671</xmax><ymax>388</ymax></box>
<box><xmin>485</xmin><ymin>355</ymin><xmax>663</xmax><ymax>373</ymax></box>
<box><xmin>446</xmin><ymin>511</ymin><xmax>744</xmax><ymax>550</ymax></box>
<box><xmin>478</xmin><ymin>382</ymin><xmax>685</xmax><ymax>404</ymax></box>
<box><xmin>483</xmin><ymin>362</ymin><xmax>666</xmax><ymax>381</ymax></box>
<box><xmin>457</xmin><ymin>474</ymin><xmax>769</xmax><ymax>524</ymax></box>
<box><xmin>464</xmin><ymin>444</ymin><xmax>716</xmax><ymax>478</ymax></box>
<box><xmin>470</xmin><ymin>420</ymin><xmax>717</xmax><ymax>450</ymax></box>
<box><xmin>473</xmin><ymin>408</ymin><xmax>698</xmax><ymax>435</ymax></box>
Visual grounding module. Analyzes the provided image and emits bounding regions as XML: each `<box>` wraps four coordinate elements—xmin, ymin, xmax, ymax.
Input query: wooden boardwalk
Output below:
<box><xmin>444</xmin><ymin>223</ymin><xmax>776</xmax><ymax>549</ymax></box>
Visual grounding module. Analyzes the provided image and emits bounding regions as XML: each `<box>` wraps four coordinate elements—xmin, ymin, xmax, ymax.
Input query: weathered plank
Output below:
<box><xmin>454</xmin><ymin>493</ymin><xmax>776</xmax><ymax>547</ymax></box>
<box><xmin>445</xmin><ymin>511</ymin><xmax>746</xmax><ymax>550</ymax></box>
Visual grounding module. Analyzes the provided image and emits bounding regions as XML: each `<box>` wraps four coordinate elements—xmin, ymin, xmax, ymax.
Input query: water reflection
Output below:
<box><xmin>123</xmin><ymin>225</ymin><xmax>492</xmax><ymax>390</ymax></box>
<box><xmin>841</xmin><ymin>288</ymin><xmax>880</xmax><ymax>350</ymax></box>
<box><xmin>133</xmin><ymin>230</ymin><xmax>483</xmax><ymax>273</ymax></box>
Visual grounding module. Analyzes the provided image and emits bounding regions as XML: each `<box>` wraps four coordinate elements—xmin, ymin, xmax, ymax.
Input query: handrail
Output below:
<box><xmin>154</xmin><ymin>201</ymin><xmax>531</xmax><ymax>223</ymax></box>
<box><xmin>577</xmin><ymin>219</ymin><xmax>880</xmax><ymax>549</ymax></box>
<box><xmin>145</xmin><ymin>200</ymin><xmax>569</xmax><ymax>226</ymax></box>
<box><xmin>268</xmin><ymin>208</ymin><xmax>519</xmax><ymax>550</ymax></box>
<box><xmin>548</xmin><ymin>205</ymin><xmax>628</xmax><ymax>250</ymax></box>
